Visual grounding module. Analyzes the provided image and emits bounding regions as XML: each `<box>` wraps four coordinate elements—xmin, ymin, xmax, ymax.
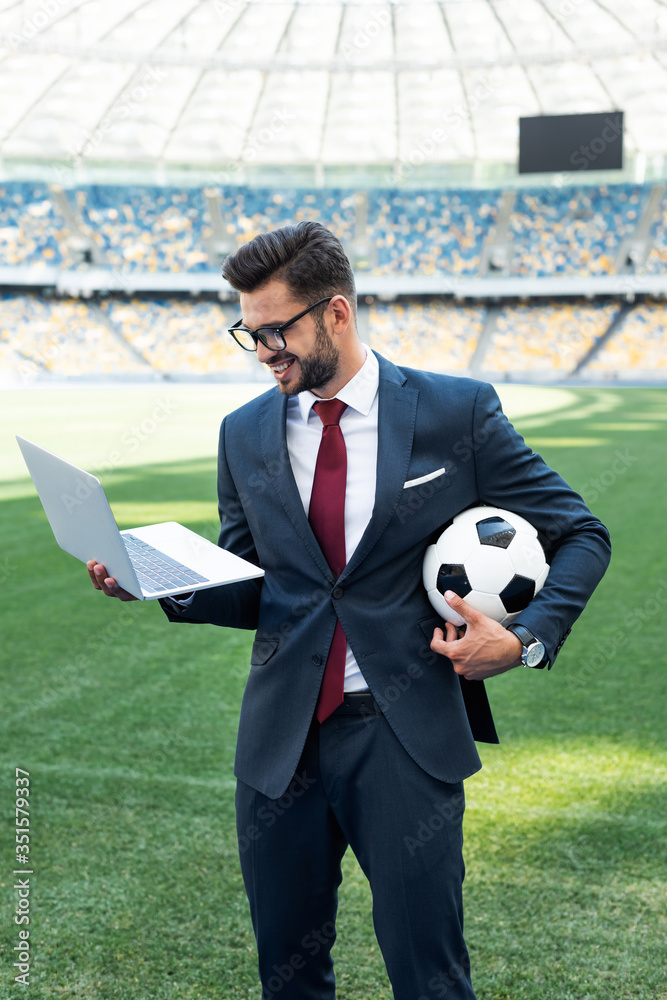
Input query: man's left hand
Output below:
<box><xmin>430</xmin><ymin>590</ymin><xmax>523</xmax><ymax>681</ymax></box>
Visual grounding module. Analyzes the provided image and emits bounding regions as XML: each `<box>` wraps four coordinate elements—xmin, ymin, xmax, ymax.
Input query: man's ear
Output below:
<box><xmin>330</xmin><ymin>295</ymin><xmax>353</xmax><ymax>335</ymax></box>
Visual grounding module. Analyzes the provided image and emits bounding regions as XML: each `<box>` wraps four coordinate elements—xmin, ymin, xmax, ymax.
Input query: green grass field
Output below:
<box><xmin>1</xmin><ymin>383</ymin><xmax>666</xmax><ymax>1000</ymax></box>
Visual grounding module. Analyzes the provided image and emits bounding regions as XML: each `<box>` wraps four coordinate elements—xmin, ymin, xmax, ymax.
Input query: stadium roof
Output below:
<box><xmin>0</xmin><ymin>0</ymin><xmax>664</xmax><ymax>178</ymax></box>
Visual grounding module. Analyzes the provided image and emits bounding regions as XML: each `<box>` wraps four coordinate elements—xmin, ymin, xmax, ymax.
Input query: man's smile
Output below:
<box><xmin>268</xmin><ymin>356</ymin><xmax>296</xmax><ymax>379</ymax></box>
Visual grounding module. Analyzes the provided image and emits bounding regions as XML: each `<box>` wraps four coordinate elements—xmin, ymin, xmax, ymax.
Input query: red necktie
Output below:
<box><xmin>309</xmin><ymin>399</ymin><xmax>348</xmax><ymax>723</ymax></box>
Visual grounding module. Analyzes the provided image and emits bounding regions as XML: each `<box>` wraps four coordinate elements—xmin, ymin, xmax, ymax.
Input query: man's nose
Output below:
<box><xmin>255</xmin><ymin>340</ymin><xmax>274</xmax><ymax>364</ymax></box>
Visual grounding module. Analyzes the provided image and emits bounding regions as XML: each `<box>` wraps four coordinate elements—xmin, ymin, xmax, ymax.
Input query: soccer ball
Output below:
<box><xmin>423</xmin><ymin>506</ymin><xmax>549</xmax><ymax>628</ymax></box>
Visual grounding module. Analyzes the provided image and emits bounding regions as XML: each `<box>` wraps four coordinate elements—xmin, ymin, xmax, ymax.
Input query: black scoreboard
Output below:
<box><xmin>519</xmin><ymin>112</ymin><xmax>624</xmax><ymax>174</ymax></box>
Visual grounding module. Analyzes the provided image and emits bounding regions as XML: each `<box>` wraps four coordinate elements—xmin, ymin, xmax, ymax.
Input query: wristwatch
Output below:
<box><xmin>506</xmin><ymin>624</ymin><xmax>547</xmax><ymax>669</ymax></box>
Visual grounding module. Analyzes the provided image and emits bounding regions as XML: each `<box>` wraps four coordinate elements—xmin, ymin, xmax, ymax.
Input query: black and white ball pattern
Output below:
<box><xmin>423</xmin><ymin>506</ymin><xmax>549</xmax><ymax>627</ymax></box>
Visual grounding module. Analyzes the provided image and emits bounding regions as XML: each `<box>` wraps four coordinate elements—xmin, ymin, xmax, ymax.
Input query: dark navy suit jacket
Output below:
<box><xmin>162</xmin><ymin>354</ymin><xmax>611</xmax><ymax>799</ymax></box>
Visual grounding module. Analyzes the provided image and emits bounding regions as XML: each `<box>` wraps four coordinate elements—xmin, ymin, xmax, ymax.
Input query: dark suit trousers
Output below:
<box><xmin>235</xmin><ymin>699</ymin><xmax>477</xmax><ymax>1000</ymax></box>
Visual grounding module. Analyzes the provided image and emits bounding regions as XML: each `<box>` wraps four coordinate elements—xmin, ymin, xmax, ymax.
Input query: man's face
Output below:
<box><xmin>239</xmin><ymin>280</ymin><xmax>341</xmax><ymax>397</ymax></box>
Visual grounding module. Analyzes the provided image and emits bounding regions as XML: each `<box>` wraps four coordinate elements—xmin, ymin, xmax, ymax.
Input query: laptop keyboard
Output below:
<box><xmin>123</xmin><ymin>533</ymin><xmax>209</xmax><ymax>595</ymax></box>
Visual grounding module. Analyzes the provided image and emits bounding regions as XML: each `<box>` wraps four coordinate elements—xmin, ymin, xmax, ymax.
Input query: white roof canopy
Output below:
<box><xmin>0</xmin><ymin>0</ymin><xmax>663</xmax><ymax>169</ymax></box>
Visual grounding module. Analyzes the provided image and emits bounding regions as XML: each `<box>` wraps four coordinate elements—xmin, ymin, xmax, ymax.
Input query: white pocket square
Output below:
<box><xmin>403</xmin><ymin>468</ymin><xmax>446</xmax><ymax>489</ymax></box>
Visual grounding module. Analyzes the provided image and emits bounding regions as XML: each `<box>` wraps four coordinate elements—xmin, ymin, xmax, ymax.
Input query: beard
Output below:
<box><xmin>276</xmin><ymin>313</ymin><xmax>341</xmax><ymax>396</ymax></box>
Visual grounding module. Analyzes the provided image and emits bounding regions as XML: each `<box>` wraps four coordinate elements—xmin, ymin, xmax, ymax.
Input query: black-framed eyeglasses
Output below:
<box><xmin>227</xmin><ymin>296</ymin><xmax>334</xmax><ymax>352</ymax></box>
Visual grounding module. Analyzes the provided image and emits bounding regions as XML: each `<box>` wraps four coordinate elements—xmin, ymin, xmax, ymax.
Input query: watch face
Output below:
<box><xmin>526</xmin><ymin>643</ymin><xmax>545</xmax><ymax>667</ymax></box>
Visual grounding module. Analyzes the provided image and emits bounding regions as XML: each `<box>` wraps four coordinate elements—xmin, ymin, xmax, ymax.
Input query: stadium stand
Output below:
<box><xmin>1</xmin><ymin>180</ymin><xmax>667</xmax><ymax>381</ymax></box>
<box><xmin>640</xmin><ymin>191</ymin><xmax>667</xmax><ymax>274</ymax></box>
<box><xmin>75</xmin><ymin>186</ymin><xmax>358</xmax><ymax>272</ymax></box>
<box><xmin>0</xmin><ymin>183</ymin><xmax>503</xmax><ymax>276</ymax></box>
<box><xmin>369</xmin><ymin>190</ymin><xmax>501</xmax><ymax>276</ymax></box>
<box><xmin>0</xmin><ymin>294</ymin><xmax>145</xmax><ymax>379</ymax></box>
<box><xmin>99</xmin><ymin>297</ymin><xmax>258</xmax><ymax>377</ymax></box>
<box><xmin>1</xmin><ymin>291</ymin><xmax>487</xmax><ymax>379</ymax></box>
<box><xmin>482</xmin><ymin>300</ymin><xmax>620</xmax><ymax>374</ymax></box>
<box><xmin>2</xmin><ymin>288</ymin><xmax>666</xmax><ymax>382</ymax></box>
<box><xmin>70</xmin><ymin>185</ymin><xmax>500</xmax><ymax>276</ymax></box>
<box><xmin>509</xmin><ymin>185</ymin><xmax>649</xmax><ymax>277</ymax></box>
<box><xmin>368</xmin><ymin>299</ymin><xmax>485</xmax><ymax>370</ymax></box>
<box><xmin>0</xmin><ymin>182</ymin><xmax>74</xmax><ymax>269</ymax></box>
<box><xmin>75</xmin><ymin>186</ymin><xmax>211</xmax><ymax>273</ymax></box>
<box><xmin>583</xmin><ymin>299</ymin><xmax>667</xmax><ymax>374</ymax></box>
<box><xmin>214</xmin><ymin>188</ymin><xmax>357</xmax><ymax>247</ymax></box>
<box><xmin>0</xmin><ymin>180</ymin><xmax>659</xmax><ymax>280</ymax></box>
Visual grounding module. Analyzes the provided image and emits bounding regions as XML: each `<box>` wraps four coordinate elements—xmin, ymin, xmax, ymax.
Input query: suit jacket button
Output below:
<box><xmin>312</xmin><ymin>654</ymin><xmax>322</xmax><ymax>666</ymax></box>
<box><xmin>332</xmin><ymin>586</ymin><xmax>344</xmax><ymax>599</ymax></box>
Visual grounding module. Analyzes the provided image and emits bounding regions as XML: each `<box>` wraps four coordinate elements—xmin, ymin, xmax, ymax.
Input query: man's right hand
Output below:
<box><xmin>87</xmin><ymin>560</ymin><xmax>138</xmax><ymax>601</ymax></box>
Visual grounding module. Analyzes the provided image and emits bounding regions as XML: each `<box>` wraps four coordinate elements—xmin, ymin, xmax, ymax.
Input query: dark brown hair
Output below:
<box><xmin>222</xmin><ymin>221</ymin><xmax>356</xmax><ymax>314</ymax></box>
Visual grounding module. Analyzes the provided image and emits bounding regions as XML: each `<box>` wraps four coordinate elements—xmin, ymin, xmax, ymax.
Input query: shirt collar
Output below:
<box><xmin>295</xmin><ymin>344</ymin><xmax>379</xmax><ymax>424</ymax></box>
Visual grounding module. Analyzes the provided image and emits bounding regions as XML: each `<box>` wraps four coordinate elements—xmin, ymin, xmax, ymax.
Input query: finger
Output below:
<box><xmin>431</xmin><ymin>623</ymin><xmax>465</xmax><ymax>650</ymax></box>
<box><xmin>444</xmin><ymin>621</ymin><xmax>460</xmax><ymax>642</ymax></box>
<box><xmin>443</xmin><ymin>589</ymin><xmax>479</xmax><ymax>625</ymax></box>
<box><xmin>101</xmin><ymin>575</ymin><xmax>121</xmax><ymax>597</ymax></box>
<box><xmin>94</xmin><ymin>565</ymin><xmax>120</xmax><ymax>597</ymax></box>
<box><xmin>451</xmin><ymin>661</ymin><xmax>470</xmax><ymax>676</ymax></box>
<box><xmin>430</xmin><ymin>630</ymin><xmax>460</xmax><ymax>658</ymax></box>
<box><xmin>88</xmin><ymin>560</ymin><xmax>107</xmax><ymax>590</ymax></box>
<box><xmin>89</xmin><ymin>562</ymin><xmax>137</xmax><ymax>600</ymax></box>
<box><xmin>103</xmin><ymin>577</ymin><xmax>138</xmax><ymax>602</ymax></box>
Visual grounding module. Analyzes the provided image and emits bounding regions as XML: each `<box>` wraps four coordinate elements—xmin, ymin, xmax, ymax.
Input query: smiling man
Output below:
<box><xmin>88</xmin><ymin>221</ymin><xmax>610</xmax><ymax>999</ymax></box>
<box><xmin>231</xmin><ymin>282</ymin><xmax>364</xmax><ymax>397</ymax></box>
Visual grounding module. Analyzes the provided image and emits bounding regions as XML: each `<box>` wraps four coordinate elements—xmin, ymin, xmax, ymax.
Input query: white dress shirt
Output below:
<box><xmin>170</xmin><ymin>346</ymin><xmax>380</xmax><ymax>692</ymax></box>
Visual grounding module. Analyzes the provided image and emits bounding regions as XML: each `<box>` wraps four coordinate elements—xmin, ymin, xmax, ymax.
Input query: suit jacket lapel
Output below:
<box><xmin>259</xmin><ymin>355</ymin><xmax>419</xmax><ymax>584</ymax></box>
<box><xmin>341</xmin><ymin>356</ymin><xmax>419</xmax><ymax>580</ymax></box>
<box><xmin>258</xmin><ymin>388</ymin><xmax>334</xmax><ymax>582</ymax></box>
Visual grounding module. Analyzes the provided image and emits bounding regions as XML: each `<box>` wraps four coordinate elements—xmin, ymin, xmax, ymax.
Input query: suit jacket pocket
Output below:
<box><xmin>401</xmin><ymin>468</ymin><xmax>450</xmax><ymax>498</ymax></box>
<box><xmin>250</xmin><ymin>637</ymin><xmax>280</xmax><ymax>666</ymax></box>
<box><xmin>395</xmin><ymin>471</ymin><xmax>451</xmax><ymax>529</ymax></box>
<box><xmin>417</xmin><ymin>617</ymin><xmax>499</xmax><ymax>744</ymax></box>
<box><xmin>418</xmin><ymin>614</ymin><xmax>444</xmax><ymax>645</ymax></box>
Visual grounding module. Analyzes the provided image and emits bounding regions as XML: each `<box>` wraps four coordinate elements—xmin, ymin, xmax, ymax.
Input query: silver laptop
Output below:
<box><xmin>16</xmin><ymin>435</ymin><xmax>264</xmax><ymax>601</ymax></box>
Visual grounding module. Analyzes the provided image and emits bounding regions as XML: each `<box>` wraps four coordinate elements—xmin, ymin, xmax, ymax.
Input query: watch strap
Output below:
<box><xmin>506</xmin><ymin>624</ymin><xmax>538</xmax><ymax>647</ymax></box>
<box><xmin>506</xmin><ymin>623</ymin><xmax>547</xmax><ymax>668</ymax></box>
